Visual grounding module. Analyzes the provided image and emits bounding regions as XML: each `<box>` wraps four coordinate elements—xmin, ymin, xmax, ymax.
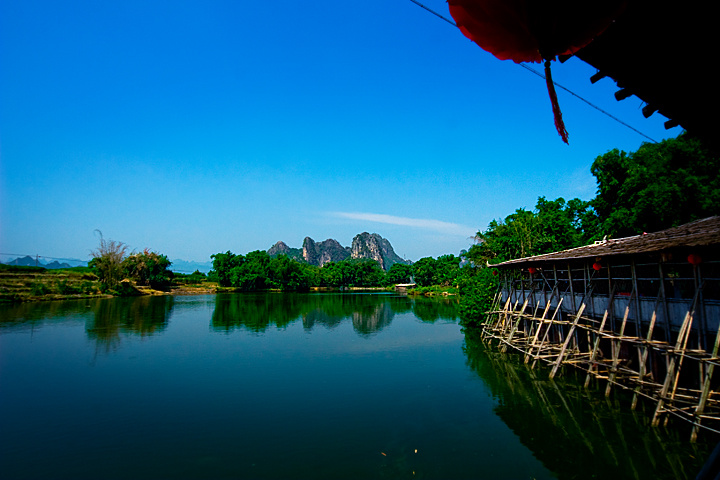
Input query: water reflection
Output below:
<box><xmin>86</xmin><ymin>296</ymin><xmax>174</xmax><ymax>351</ymax></box>
<box><xmin>0</xmin><ymin>298</ymin><xmax>95</xmax><ymax>329</ymax></box>
<box><xmin>463</xmin><ymin>331</ymin><xmax>714</xmax><ymax>480</ymax></box>
<box><xmin>211</xmin><ymin>293</ymin><xmax>459</xmax><ymax>335</ymax></box>
<box><xmin>413</xmin><ymin>297</ymin><xmax>459</xmax><ymax>323</ymax></box>
<box><xmin>0</xmin><ymin>292</ymin><xmax>458</xmax><ymax>345</ymax></box>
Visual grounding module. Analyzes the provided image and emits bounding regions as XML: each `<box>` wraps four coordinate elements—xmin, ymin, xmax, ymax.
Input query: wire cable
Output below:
<box><xmin>408</xmin><ymin>0</ymin><xmax>659</xmax><ymax>143</ymax></box>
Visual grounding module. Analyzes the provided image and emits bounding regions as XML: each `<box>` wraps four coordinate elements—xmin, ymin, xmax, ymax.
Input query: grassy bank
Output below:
<box><xmin>0</xmin><ymin>264</ymin><xmax>106</xmax><ymax>303</ymax></box>
<box><xmin>407</xmin><ymin>285</ymin><xmax>459</xmax><ymax>297</ymax></box>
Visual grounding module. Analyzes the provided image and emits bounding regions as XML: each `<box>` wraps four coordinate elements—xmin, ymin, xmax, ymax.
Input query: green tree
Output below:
<box><xmin>457</xmin><ymin>266</ymin><xmax>499</xmax><ymax>327</ymax></box>
<box><xmin>435</xmin><ymin>254</ymin><xmax>461</xmax><ymax>286</ymax></box>
<box><xmin>350</xmin><ymin>259</ymin><xmax>386</xmax><ymax>287</ymax></box>
<box><xmin>319</xmin><ymin>259</ymin><xmax>385</xmax><ymax>287</ymax></box>
<box><xmin>230</xmin><ymin>250</ymin><xmax>270</xmax><ymax>291</ymax></box>
<box><xmin>210</xmin><ymin>251</ymin><xmax>243</xmax><ymax>287</ymax></box>
<box><xmin>89</xmin><ymin>231</ymin><xmax>128</xmax><ymax>290</ymax></box>
<box><xmin>386</xmin><ymin>263</ymin><xmax>413</xmax><ymax>284</ymax></box>
<box><xmin>591</xmin><ymin>133</ymin><xmax>720</xmax><ymax>237</ymax></box>
<box><xmin>412</xmin><ymin>257</ymin><xmax>437</xmax><ymax>287</ymax></box>
<box><xmin>122</xmin><ymin>249</ymin><xmax>173</xmax><ymax>289</ymax></box>
<box><xmin>466</xmin><ymin>197</ymin><xmax>596</xmax><ymax>266</ymax></box>
<box><xmin>267</xmin><ymin>254</ymin><xmax>312</xmax><ymax>291</ymax></box>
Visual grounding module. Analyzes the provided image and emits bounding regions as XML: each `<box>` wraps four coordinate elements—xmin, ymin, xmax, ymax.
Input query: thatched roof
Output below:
<box><xmin>494</xmin><ymin>217</ymin><xmax>720</xmax><ymax>268</ymax></box>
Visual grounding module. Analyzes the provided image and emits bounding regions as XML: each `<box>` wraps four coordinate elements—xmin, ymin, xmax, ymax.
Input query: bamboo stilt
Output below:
<box><xmin>480</xmin><ymin>257</ymin><xmax>719</xmax><ymax>441</ymax></box>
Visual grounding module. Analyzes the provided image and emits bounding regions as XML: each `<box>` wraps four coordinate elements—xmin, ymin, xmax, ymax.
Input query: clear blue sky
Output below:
<box><xmin>0</xmin><ymin>0</ymin><xmax>680</xmax><ymax>264</ymax></box>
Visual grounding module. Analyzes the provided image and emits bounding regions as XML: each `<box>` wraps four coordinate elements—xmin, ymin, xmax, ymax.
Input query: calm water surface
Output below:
<box><xmin>0</xmin><ymin>293</ymin><xmax>714</xmax><ymax>479</ymax></box>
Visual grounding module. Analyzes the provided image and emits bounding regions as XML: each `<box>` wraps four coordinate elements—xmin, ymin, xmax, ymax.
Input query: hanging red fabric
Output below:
<box><xmin>447</xmin><ymin>0</ymin><xmax>626</xmax><ymax>143</ymax></box>
<box><xmin>544</xmin><ymin>60</ymin><xmax>568</xmax><ymax>143</ymax></box>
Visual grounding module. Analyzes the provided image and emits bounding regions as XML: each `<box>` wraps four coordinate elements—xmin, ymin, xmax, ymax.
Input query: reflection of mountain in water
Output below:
<box><xmin>303</xmin><ymin>295</ymin><xmax>398</xmax><ymax>335</ymax></box>
<box><xmin>211</xmin><ymin>293</ymin><xmax>459</xmax><ymax>335</ymax></box>
<box><xmin>352</xmin><ymin>303</ymin><xmax>394</xmax><ymax>336</ymax></box>
<box><xmin>462</xmin><ymin>331</ymin><xmax>712</xmax><ymax>480</ymax></box>
<box><xmin>86</xmin><ymin>296</ymin><xmax>174</xmax><ymax>352</ymax></box>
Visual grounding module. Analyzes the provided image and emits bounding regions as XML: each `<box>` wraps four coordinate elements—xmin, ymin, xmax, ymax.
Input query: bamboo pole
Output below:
<box><xmin>525</xmin><ymin>284</ymin><xmax>559</xmax><ymax>364</ymax></box>
<box><xmin>531</xmin><ymin>298</ymin><xmax>564</xmax><ymax>369</ymax></box>
<box><xmin>550</xmin><ymin>303</ymin><xmax>587</xmax><ymax>379</ymax></box>
<box><xmin>658</xmin><ymin>262</ymin><xmax>672</xmax><ymax>343</ymax></box>
<box><xmin>606</xmin><ymin>285</ymin><xmax>635</xmax><ymax>397</ymax></box>
<box><xmin>632</xmin><ymin>291</ymin><xmax>662</xmax><ymax>409</ymax></box>
<box><xmin>691</xmin><ymin>319</ymin><xmax>720</xmax><ymax>441</ymax></box>
<box><xmin>503</xmin><ymin>293</ymin><xmax>532</xmax><ymax>353</ymax></box>
<box><xmin>585</xmin><ymin>287</ymin><xmax>616</xmax><ymax>388</ymax></box>
<box><xmin>652</xmin><ymin>286</ymin><xmax>701</xmax><ymax>427</ymax></box>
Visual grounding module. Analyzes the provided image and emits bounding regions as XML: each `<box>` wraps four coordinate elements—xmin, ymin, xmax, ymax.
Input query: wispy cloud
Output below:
<box><xmin>330</xmin><ymin>212</ymin><xmax>476</xmax><ymax>237</ymax></box>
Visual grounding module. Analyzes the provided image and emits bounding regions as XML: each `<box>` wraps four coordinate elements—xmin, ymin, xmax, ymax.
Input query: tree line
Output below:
<box><xmin>89</xmin><ymin>232</ymin><xmax>173</xmax><ymax>293</ymax></box>
<box><xmin>208</xmin><ymin>250</ymin><xmax>471</xmax><ymax>291</ymax></box>
<box><xmin>465</xmin><ymin>133</ymin><xmax>718</xmax><ymax>266</ymax></box>
<box><xmin>459</xmin><ymin>133</ymin><xmax>720</xmax><ymax>324</ymax></box>
<box><xmin>88</xmin><ymin>133</ymin><xmax>718</xmax><ymax>316</ymax></box>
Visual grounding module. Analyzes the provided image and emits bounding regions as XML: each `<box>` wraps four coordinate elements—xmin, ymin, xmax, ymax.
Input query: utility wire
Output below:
<box><xmin>408</xmin><ymin>0</ymin><xmax>456</xmax><ymax>26</ymax></box>
<box><xmin>408</xmin><ymin>0</ymin><xmax>658</xmax><ymax>143</ymax></box>
<box><xmin>518</xmin><ymin>64</ymin><xmax>658</xmax><ymax>143</ymax></box>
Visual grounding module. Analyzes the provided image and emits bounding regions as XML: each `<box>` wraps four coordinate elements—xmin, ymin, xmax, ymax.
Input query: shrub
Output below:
<box><xmin>29</xmin><ymin>282</ymin><xmax>51</xmax><ymax>296</ymax></box>
<box><xmin>57</xmin><ymin>279</ymin><xmax>81</xmax><ymax>295</ymax></box>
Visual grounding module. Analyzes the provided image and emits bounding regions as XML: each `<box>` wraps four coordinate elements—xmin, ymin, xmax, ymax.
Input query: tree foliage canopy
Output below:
<box><xmin>466</xmin><ymin>196</ymin><xmax>597</xmax><ymax>266</ymax></box>
<box><xmin>89</xmin><ymin>231</ymin><xmax>128</xmax><ymax>289</ymax></box>
<box><xmin>591</xmin><ymin>134</ymin><xmax>720</xmax><ymax>237</ymax></box>
<box><xmin>457</xmin><ymin>133</ymin><xmax>720</xmax><ymax>325</ymax></box>
<box><xmin>90</xmin><ymin>231</ymin><xmax>172</xmax><ymax>292</ymax></box>
<box><xmin>122</xmin><ymin>249</ymin><xmax>173</xmax><ymax>289</ymax></box>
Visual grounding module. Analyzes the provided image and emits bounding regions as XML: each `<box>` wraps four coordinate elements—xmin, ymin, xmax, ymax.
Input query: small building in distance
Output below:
<box><xmin>394</xmin><ymin>283</ymin><xmax>417</xmax><ymax>293</ymax></box>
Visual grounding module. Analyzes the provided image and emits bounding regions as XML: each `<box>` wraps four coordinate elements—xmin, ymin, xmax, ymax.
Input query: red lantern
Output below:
<box><xmin>592</xmin><ymin>262</ymin><xmax>602</xmax><ymax>271</ymax></box>
<box><xmin>447</xmin><ymin>0</ymin><xmax>626</xmax><ymax>144</ymax></box>
<box><xmin>528</xmin><ymin>267</ymin><xmax>537</xmax><ymax>274</ymax></box>
<box><xmin>688</xmin><ymin>254</ymin><xmax>702</xmax><ymax>266</ymax></box>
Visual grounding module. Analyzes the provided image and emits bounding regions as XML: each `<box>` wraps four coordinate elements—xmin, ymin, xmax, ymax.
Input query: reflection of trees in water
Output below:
<box><xmin>211</xmin><ymin>293</ymin><xmax>458</xmax><ymax>335</ymax></box>
<box><xmin>86</xmin><ymin>296</ymin><xmax>174</xmax><ymax>352</ymax></box>
<box><xmin>0</xmin><ymin>299</ymin><xmax>97</xmax><ymax>330</ymax></box>
<box><xmin>462</xmin><ymin>331</ymin><xmax>713</xmax><ymax>480</ymax></box>
<box><xmin>211</xmin><ymin>293</ymin><xmax>306</xmax><ymax>333</ymax></box>
<box><xmin>411</xmin><ymin>296</ymin><xmax>459</xmax><ymax>323</ymax></box>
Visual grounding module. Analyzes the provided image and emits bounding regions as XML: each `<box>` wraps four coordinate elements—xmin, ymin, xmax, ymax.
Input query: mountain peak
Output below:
<box><xmin>268</xmin><ymin>233</ymin><xmax>408</xmax><ymax>270</ymax></box>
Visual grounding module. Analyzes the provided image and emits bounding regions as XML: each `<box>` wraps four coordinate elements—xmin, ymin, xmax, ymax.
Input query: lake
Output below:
<box><xmin>0</xmin><ymin>293</ymin><xmax>714</xmax><ymax>479</ymax></box>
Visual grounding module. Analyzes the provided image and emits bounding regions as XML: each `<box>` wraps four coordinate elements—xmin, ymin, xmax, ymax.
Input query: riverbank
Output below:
<box><xmin>0</xmin><ymin>267</ymin><xmax>405</xmax><ymax>303</ymax></box>
<box><xmin>407</xmin><ymin>285</ymin><xmax>458</xmax><ymax>297</ymax></box>
<box><xmin>0</xmin><ymin>265</ymin><xmax>216</xmax><ymax>303</ymax></box>
<box><xmin>0</xmin><ymin>267</ymin><xmax>105</xmax><ymax>303</ymax></box>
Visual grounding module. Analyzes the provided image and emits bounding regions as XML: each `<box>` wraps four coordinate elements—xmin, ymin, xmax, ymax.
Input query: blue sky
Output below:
<box><xmin>0</xmin><ymin>0</ymin><xmax>681</xmax><ymax>264</ymax></box>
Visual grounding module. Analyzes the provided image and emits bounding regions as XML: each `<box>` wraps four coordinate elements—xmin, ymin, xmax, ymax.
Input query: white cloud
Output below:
<box><xmin>330</xmin><ymin>212</ymin><xmax>476</xmax><ymax>237</ymax></box>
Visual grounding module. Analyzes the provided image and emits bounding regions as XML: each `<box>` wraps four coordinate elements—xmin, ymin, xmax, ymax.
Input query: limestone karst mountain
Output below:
<box><xmin>266</xmin><ymin>241</ymin><xmax>304</xmax><ymax>262</ymax></box>
<box><xmin>302</xmin><ymin>237</ymin><xmax>350</xmax><ymax>267</ymax></box>
<box><xmin>349</xmin><ymin>232</ymin><xmax>407</xmax><ymax>270</ymax></box>
<box><xmin>267</xmin><ymin>233</ymin><xmax>409</xmax><ymax>270</ymax></box>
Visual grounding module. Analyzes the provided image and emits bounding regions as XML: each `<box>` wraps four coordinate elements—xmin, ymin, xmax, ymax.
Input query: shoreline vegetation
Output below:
<box><xmin>0</xmin><ymin>264</ymin><xmax>457</xmax><ymax>304</ymax></box>
<box><xmin>4</xmin><ymin>135</ymin><xmax>716</xmax><ymax>323</ymax></box>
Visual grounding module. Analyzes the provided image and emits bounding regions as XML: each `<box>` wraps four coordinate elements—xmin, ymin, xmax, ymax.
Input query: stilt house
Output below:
<box><xmin>483</xmin><ymin>216</ymin><xmax>720</xmax><ymax>440</ymax></box>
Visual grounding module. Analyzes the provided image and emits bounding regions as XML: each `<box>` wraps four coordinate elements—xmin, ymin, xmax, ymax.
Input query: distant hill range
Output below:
<box><xmin>170</xmin><ymin>259</ymin><xmax>214</xmax><ymax>274</ymax></box>
<box><xmin>268</xmin><ymin>233</ymin><xmax>410</xmax><ymax>271</ymax></box>
<box><xmin>3</xmin><ymin>255</ymin><xmax>80</xmax><ymax>269</ymax></box>
<box><xmin>3</xmin><ymin>255</ymin><xmax>211</xmax><ymax>274</ymax></box>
